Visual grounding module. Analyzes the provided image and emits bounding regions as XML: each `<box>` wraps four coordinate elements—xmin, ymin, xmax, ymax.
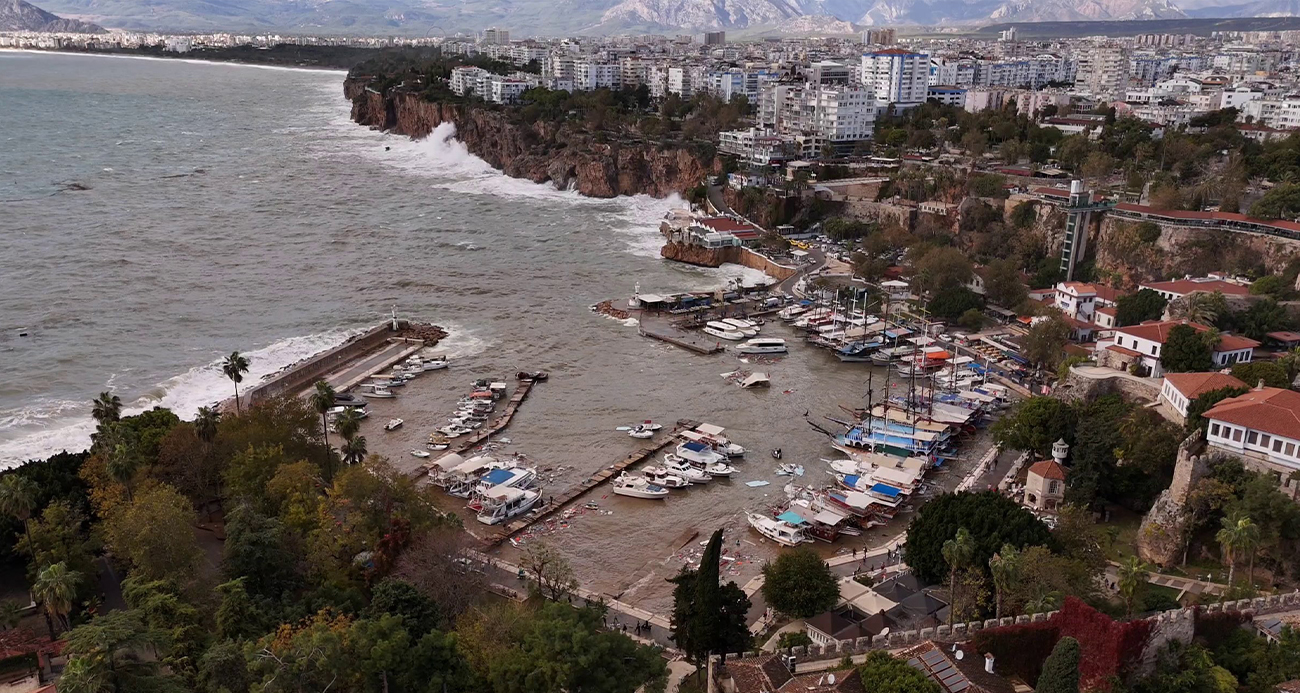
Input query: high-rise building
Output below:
<box><xmin>481</xmin><ymin>27</ymin><xmax>510</xmax><ymax>45</ymax></box>
<box><xmin>1073</xmin><ymin>46</ymin><xmax>1128</xmax><ymax>98</ymax></box>
<box><xmin>1060</xmin><ymin>180</ymin><xmax>1110</xmax><ymax>281</ymax></box>
<box><xmin>860</xmin><ymin>48</ymin><xmax>929</xmax><ymax>106</ymax></box>
<box><xmin>861</xmin><ymin>28</ymin><xmax>896</xmax><ymax>46</ymax></box>
<box><xmin>703</xmin><ymin>31</ymin><xmax>726</xmax><ymax>45</ymax></box>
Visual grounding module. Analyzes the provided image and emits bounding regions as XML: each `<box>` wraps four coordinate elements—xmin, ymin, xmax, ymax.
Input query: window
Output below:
<box><xmin>1263</xmin><ymin>435</ymin><xmax>1272</xmax><ymax>447</ymax></box>
<box><xmin>1248</xmin><ymin>431</ymin><xmax>1259</xmax><ymax>445</ymax></box>
<box><xmin>1211</xmin><ymin>423</ymin><xmax>1221</xmax><ymax>437</ymax></box>
<box><xmin>1232</xmin><ymin>429</ymin><xmax>1243</xmax><ymax>443</ymax></box>
<box><xmin>1274</xmin><ymin>439</ymin><xmax>1284</xmax><ymax>452</ymax></box>
<box><xmin>1287</xmin><ymin>443</ymin><xmax>1297</xmax><ymax>457</ymax></box>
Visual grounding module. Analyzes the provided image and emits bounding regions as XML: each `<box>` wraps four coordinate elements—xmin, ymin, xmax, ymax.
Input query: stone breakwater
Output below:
<box><xmin>345</xmin><ymin>79</ymin><xmax>716</xmax><ymax>199</ymax></box>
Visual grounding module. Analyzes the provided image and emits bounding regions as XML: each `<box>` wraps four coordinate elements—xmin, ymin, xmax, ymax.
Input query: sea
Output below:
<box><xmin>0</xmin><ymin>51</ymin><xmax>987</xmax><ymax>610</ymax></box>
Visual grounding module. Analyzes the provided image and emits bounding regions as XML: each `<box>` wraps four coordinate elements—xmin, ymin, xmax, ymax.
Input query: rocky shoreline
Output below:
<box><xmin>345</xmin><ymin>78</ymin><xmax>717</xmax><ymax>199</ymax></box>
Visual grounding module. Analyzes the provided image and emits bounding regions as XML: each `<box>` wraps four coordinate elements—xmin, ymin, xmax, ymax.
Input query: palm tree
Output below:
<box><xmin>989</xmin><ymin>544</ymin><xmax>1021</xmax><ymax>620</ymax></box>
<box><xmin>1025</xmin><ymin>589</ymin><xmax>1060</xmax><ymax>615</ymax></box>
<box><xmin>106</xmin><ymin>441</ymin><xmax>138</xmax><ymax>502</ymax></box>
<box><xmin>194</xmin><ymin>406</ymin><xmax>221</xmax><ymax>446</ymax></box>
<box><xmin>309</xmin><ymin>381</ymin><xmax>337</xmax><ymax>450</ymax></box>
<box><xmin>1169</xmin><ymin>291</ymin><xmax>1221</xmax><ymax>325</ymax></box>
<box><xmin>221</xmin><ymin>351</ymin><xmax>251</xmax><ymax>413</ymax></box>
<box><xmin>1117</xmin><ymin>556</ymin><xmax>1149</xmax><ymax>619</ymax></box>
<box><xmin>942</xmin><ymin>527</ymin><xmax>974</xmax><ymax>626</ymax></box>
<box><xmin>33</xmin><ymin>561</ymin><xmax>80</xmax><ymax>636</ymax></box>
<box><xmin>341</xmin><ymin>436</ymin><xmax>368</xmax><ymax>466</ymax></box>
<box><xmin>1217</xmin><ymin>513</ymin><xmax>1259</xmax><ymax>587</ymax></box>
<box><xmin>91</xmin><ymin>391</ymin><xmax>122</xmax><ymax>426</ymax></box>
<box><xmin>0</xmin><ymin>475</ymin><xmax>38</xmax><ymax>561</ymax></box>
<box><xmin>335</xmin><ymin>407</ymin><xmax>363</xmax><ymax>443</ymax></box>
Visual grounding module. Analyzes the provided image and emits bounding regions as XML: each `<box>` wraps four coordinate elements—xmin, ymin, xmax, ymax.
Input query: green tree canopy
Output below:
<box><xmin>1036</xmin><ymin>636</ymin><xmax>1080</xmax><ymax>693</ymax></box>
<box><xmin>904</xmin><ymin>491</ymin><xmax>1055</xmax><ymax>584</ymax></box>
<box><xmin>857</xmin><ymin>650</ymin><xmax>941</xmax><ymax>693</ymax></box>
<box><xmin>761</xmin><ymin>548</ymin><xmax>840</xmax><ymax>618</ymax></box>
<box><xmin>1116</xmin><ymin>289</ymin><xmax>1168</xmax><ymax>326</ymax></box>
<box><xmin>992</xmin><ymin>397</ymin><xmax>1074</xmax><ymax>456</ymax></box>
<box><xmin>1160</xmin><ymin>324</ymin><xmax>1215</xmax><ymax>373</ymax></box>
<box><xmin>1230</xmin><ymin>361</ymin><xmax>1291</xmax><ymax>389</ymax></box>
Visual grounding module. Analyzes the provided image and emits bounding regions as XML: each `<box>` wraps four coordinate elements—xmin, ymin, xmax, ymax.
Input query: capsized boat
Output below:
<box><xmin>612</xmin><ymin>473</ymin><xmax>671</xmax><ymax>499</ymax></box>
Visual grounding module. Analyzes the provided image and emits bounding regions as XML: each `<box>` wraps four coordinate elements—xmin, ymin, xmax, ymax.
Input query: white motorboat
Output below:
<box><xmin>612</xmin><ymin>473</ymin><xmax>671</xmax><ymax>499</ymax></box>
<box><xmin>359</xmin><ymin>385</ymin><xmax>396</xmax><ymax>399</ymax></box>
<box><xmin>698</xmin><ymin>461</ymin><xmax>736</xmax><ymax>477</ymax></box>
<box><xmin>470</xmin><ymin>465</ymin><xmax>538</xmax><ymax>500</ymax></box>
<box><xmin>736</xmin><ymin>338</ymin><xmax>787</xmax><ymax>355</ymax></box>
<box><xmin>437</xmin><ymin>424</ymin><xmax>472</xmax><ymax>438</ymax></box>
<box><xmin>720</xmin><ymin>318</ymin><xmax>759</xmax><ymax>337</ymax></box>
<box><xmin>747</xmin><ymin>512</ymin><xmax>809</xmax><ymax>547</ymax></box>
<box><xmin>703</xmin><ymin>326</ymin><xmax>744</xmax><ymax>341</ymax></box>
<box><xmin>675</xmin><ymin>441</ymin><xmax>725</xmax><ymax>466</ymax></box>
<box><xmin>662</xmin><ymin>457</ymin><xmax>712</xmax><ymax>484</ymax></box>
<box><xmin>408</xmin><ymin>355</ymin><xmax>448</xmax><ymax>371</ymax></box>
<box><xmin>779</xmin><ymin>304</ymin><xmax>809</xmax><ymax>320</ymax></box>
<box><xmin>871</xmin><ymin>345</ymin><xmax>915</xmax><ymax>365</ymax></box>
<box><xmin>641</xmin><ymin>466</ymin><xmax>691</xmax><ymax>489</ymax></box>
<box><xmin>427</xmin><ymin>442</ymin><xmax>450</xmax><ymax>451</ymax></box>
<box><xmin>475</xmin><ymin>487</ymin><xmax>541</xmax><ymax>525</ymax></box>
<box><xmin>410</xmin><ymin>449</ymin><xmax>431</xmax><ymax>459</ymax></box>
<box><xmin>384</xmin><ymin>418</ymin><xmax>404</xmax><ymax>431</ymax></box>
<box><xmin>629</xmin><ymin>426</ymin><xmax>655</xmax><ymax>439</ymax></box>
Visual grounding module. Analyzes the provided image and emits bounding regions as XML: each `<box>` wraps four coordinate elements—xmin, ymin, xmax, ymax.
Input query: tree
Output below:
<box><xmin>194</xmin><ymin>406</ymin><xmax>220</xmax><ymax>447</ymax></box>
<box><xmin>912</xmin><ymin>246</ymin><xmax>974</xmax><ymax>295</ymax></box>
<box><xmin>1216</xmin><ymin>512</ymin><xmax>1260</xmax><ymax>587</ymax></box>
<box><xmin>904</xmin><ymin>491</ymin><xmax>1054</xmax><ymax>585</ymax></box>
<box><xmin>942</xmin><ymin>528</ymin><xmax>975</xmax><ymax>625</ymax></box>
<box><xmin>341</xmin><ymin>435</ymin><xmax>368</xmax><ymax>466</ymax></box>
<box><xmin>92</xmin><ymin>391</ymin><xmax>123</xmax><ymax>426</ymax></box>
<box><xmin>1249</xmin><ymin>182</ymin><xmax>1300</xmax><ymax>220</ymax></box>
<box><xmin>309</xmin><ymin>381</ymin><xmax>336</xmax><ymax>451</ymax></box>
<box><xmin>927</xmin><ymin>286</ymin><xmax>984</xmax><ymax>321</ymax></box>
<box><xmin>522</xmin><ymin>541</ymin><xmax>577</xmax><ymax>600</ymax></box>
<box><xmin>992</xmin><ymin>397</ymin><xmax>1074</xmax><ymax>457</ymax></box>
<box><xmin>1230</xmin><ymin>361</ymin><xmax>1290</xmax><ymax>389</ymax></box>
<box><xmin>1161</xmin><ymin>324</ymin><xmax>1214</xmax><ymax>373</ymax></box>
<box><xmin>958</xmin><ymin>308</ymin><xmax>988</xmax><ymax>331</ymax></box>
<box><xmin>222</xmin><ymin>504</ymin><xmax>301</xmax><ymax>600</ymax></box>
<box><xmin>18</xmin><ymin>501</ymin><xmax>98</xmax><ymax>590</ymax></box>
<box><xmin>1117</xmin><ymin>556</ymin><xmax>1148</xmax><ymax>619</ymax></box>
<box><xmin>1036</xmin><ymin>636</ymin><xmax>1081</xmax><ymax>693</ymax></box>
<box><xmin>857</xmin><ymin>650</ymin><xmax>941</xmax><ymax>693</ymax></box>
<box><xmin>0</xmin><ymin>474</ymin><xmax>38</xmax><ymax>562</ymax></box>
<box><xmin>988</xmin><ymin>544</ymin><xmax>1021</xmax><ymax>619</ymax></box>
<box><xmin>196</xmin><ymin>640</ymin><xmax>251</xmax><ymax>693</ymax></box>
<box><xmin>222</xmin><ymin>351</ymin><xmax>251</xmax><ymax>413</ymax></box>
<box><xmin>761</xmin><ymin>548</ymin><xmax>839</xmax><ymax>618</ymax></box>
<box><xmin>670</xmin><ymin>529</ymin><xmax>750</xmax><ymax>664</ymax></box>
<box><xmin>366</xmin><ymin>578</ymin><xmax>441</xmax><ymax>636</ymax></box>
<box><xmin>1135</xmin><ymin>221</ymin><xmax>1162</xmax><ymax>244</ymax></box>
<box><xmin>335</xmin><ymin>406</ymin><xmax>363</xmax><ymax>444</ymax></box>
<box><xmin>962</xmin><ymin>131</ymin><xmax>987</xmax><ymax>162</ymax></box>
<box><xmin>984</xmin><ymin>258</ymin><xmax>1027</xmax><ymax>309</ymax></box>
<box><xmin>33</xmin><ymin>561</ymin><xmax>80</xmax><ymax>635</ymax></box>
<box><xmin>1081</xmin><ymin>151</ymin><xmax>1116</xmax><ymax>180</ymax></box>
<box><xmin>1115</xmin><ymin>289</ymin><xmax>1168</xmax><ymax>326</ymax></box>
<box><xmin>1249</xmin><ymin>274</ymin><xmax>1287</xmax><ymax>298</ymax></box>
<box><xmin>1022</xmin><ymin>312</ymin><xmax>1072</xmax><ymax>370</ymax></box>
<box><xmin>103</xmin><ymin>483</ymin><xmax>202</xmax><ymax>584</ymax></box>
<box><xmin>1168</xmin><ymin>291</ymin><xmax>1225</xmax><ymax>325</ymax></box>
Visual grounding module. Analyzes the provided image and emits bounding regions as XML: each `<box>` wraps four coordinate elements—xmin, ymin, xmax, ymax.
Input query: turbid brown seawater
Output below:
<box><xmin>0</xmin><ymin>51</ymin><xmax>991</xmax><ymax>614</ymax></box>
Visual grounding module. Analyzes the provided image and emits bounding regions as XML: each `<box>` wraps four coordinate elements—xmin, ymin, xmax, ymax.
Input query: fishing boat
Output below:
<box><xmin>641</xmin><ymin>466</ymin><xmax>692</xmax><ymax>489</ymax></box>
<box><xmin>410</xmin><ymin>450</ymin><xmax>430</xmax><ymax>459</ymax></box>
<box><xmin>747</xmin><ymin>512</ymin><xmax>808</xmax><ymax>547</ymax></box>
<box><xmin>475</xmin><ymin>487</ymin><xmax>541</xmax><ymax>525</ymax></box>
<box><xmin>662</xmin><ymin>457</ymin><xmax>712</xmax><ymax>484</ymax></box>
<box><xmin>721</xmin><ymin>318</ymin><xmax>759</xmax><ymax>336</ymax></box>
<box><xmin>736</xmin><ymin>338</ymin><xmax>787</xmax><ymax>355</ymax></box>
<box><xmin>703</xmin><ymin>325</ymin><xmax>744</xmax><ymax>341</ymax></box>
<box><xmin>611</xmin><ymin>473</ymin><xmax>671</xmax><ymax>499</ymax></box>
<box><xmin>384</xmin><ymin>418</ymin><xmax>404</xmax><ymax>431</ymax></box>
<box><xmin>359</xmin><ymin>385</ymin><xmax>396</xmax><ymax>399</ymax></box>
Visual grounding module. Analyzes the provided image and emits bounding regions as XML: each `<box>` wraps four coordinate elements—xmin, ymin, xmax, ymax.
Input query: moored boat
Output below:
<box><xmin>736</xmin><ymin>338</ymin><xmax>787</xmax><ymax>355</ymax></box>
<box><xmin>703</xmin><ymin>325</ymin><xmax>744</xmax><ymax>341</ymax></box>
<box><xmin>747</xmin><ymin>512</ymin><xmax>808</xmax><ymax>547</ymax></box>
<box><xmin>384</xmin><ymin>418</ymin><xmax>404</xmax><ymax>431</ymax></box>
<box><xmin>475</xmin><ymin>487</ymin><xmax>541</xmax><ymax>525</ymax></box>
<box><xmin>612</xmin><ymin>473</ymin><xmax>671</xmax><ymax>499</ymax></box>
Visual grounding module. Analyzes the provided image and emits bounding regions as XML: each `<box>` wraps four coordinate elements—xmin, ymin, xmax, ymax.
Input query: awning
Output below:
<box><xmin>870</xmin><ymin>483</ymin><xmax>902</xmax><ymax>498</ymax></box>
<box><xmin>696</xmin><ymin>423</ymin><xmax>726</xmax><ymax>436</ymax></box>
<box><xmin>776</xmin><ymin>511</ymin><xmax>807</xmax><ymax>525</ymax></box>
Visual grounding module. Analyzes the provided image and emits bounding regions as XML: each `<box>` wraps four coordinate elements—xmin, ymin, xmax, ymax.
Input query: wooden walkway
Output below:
<box><xmin>638</xmin><ymin>322</ymin><xmax>725</xmax><ymax>355</ymax></box>
<box><xmin>484</xmin><ymin>418</ymin><xmax>702</xmax><ymax>546</ymax></box>
<box><xmin>409</xmin><ymin>376</ymin><xmax>538</xmax><ymax>480</ymax></box>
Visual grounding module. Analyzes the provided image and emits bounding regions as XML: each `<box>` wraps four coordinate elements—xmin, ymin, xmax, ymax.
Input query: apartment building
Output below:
<box><xmin>861</xmin><ymin>48</ymin><xmax>930</xmax><ymax>106</ymax></box>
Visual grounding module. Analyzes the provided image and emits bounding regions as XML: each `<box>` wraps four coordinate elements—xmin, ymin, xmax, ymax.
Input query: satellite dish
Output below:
<box><xmin>955</xmin><ymin>650</ymin><xmax>964</xmax><ymax>660</ymax></box>
<box><xmin>828</xmin><ymin>674</ymin><xmax>837</xmax><ymax>685</ymax></box>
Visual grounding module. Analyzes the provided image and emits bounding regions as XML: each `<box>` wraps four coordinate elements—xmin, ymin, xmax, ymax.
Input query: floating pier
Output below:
<box><xmin>484</xmin><ymin>418</ymin><xmax>702</xmax><ymax>546</ymax></box>
<box><xmin>638</xmin><ymin>320</ymin><xmax>725</xmax><ymax>355</ymax></box>
<box><xmin>409</xmin><ymin>375</ymin><xmax>540</xmax><ymax>481</ymax></box>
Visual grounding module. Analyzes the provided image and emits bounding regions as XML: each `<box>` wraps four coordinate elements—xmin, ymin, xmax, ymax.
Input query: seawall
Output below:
<box><xmin>659</xmin><ymin>242</ymin><xmax>797</xmax><ymax>281</ymax></box>
<box><xmin>345</xmin><ymin>80</ymin><xmax>715</xmax><ymax>199</ymax></box>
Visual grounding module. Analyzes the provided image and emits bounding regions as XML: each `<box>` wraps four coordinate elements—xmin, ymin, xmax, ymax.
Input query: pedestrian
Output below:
<box><xmin>622</xmin><ymin>623</ymin><xmax>627</xmax><ymax>633</ymax></box>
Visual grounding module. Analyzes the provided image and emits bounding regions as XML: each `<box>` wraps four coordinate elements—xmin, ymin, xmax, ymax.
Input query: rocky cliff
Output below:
<box><xmin>1094</xmin><ymin>216</ymin><xmax>1300</xmax><ymax>288</ymax></box>
<box><xmin>347</xmin><ymin>80</ymin><xmax>715</xmax><ymax>199</ymax></box>
<box><xmin>660</xmin><ymin>241</ymin><xmax>736</xmax><ymax>268</ymax></box>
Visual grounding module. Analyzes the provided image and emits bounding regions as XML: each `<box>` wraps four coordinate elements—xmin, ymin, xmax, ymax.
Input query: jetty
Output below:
<box><xmin>484</xmin><ymin>418</ymin><xmax>701</xmax><ymax>546</ymax></box>
<box><xmin>638</xmin><ymin>321</ymin><xmax>725</xmax><ymax>355</ymax></box>
<box><xmin>448</xmin><ymin>376</ymin><xmax>538</xmax><ymax>455</ymax></box>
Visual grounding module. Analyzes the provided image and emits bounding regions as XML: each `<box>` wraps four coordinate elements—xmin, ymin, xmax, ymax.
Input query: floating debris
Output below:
<box><xmin>745</xmin><ymin>480</ymin><xmax>771</xmax><ymax>488</ymax></box>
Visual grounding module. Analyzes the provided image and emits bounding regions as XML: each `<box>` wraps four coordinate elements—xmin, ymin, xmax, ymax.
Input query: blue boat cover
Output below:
<box><xmin>776</xmin><ymin>511</ymin><xmax>807</xmax><ymax>525</ymax></box>
<box><xmin>870</xmin><ymin>483</ymin><xmax>902</xmax><ymax>497</ymax></box>
<box><xmin>844</xmin><ymin>474</ymin><xmax>862</xmax><ymax>487</ymax></box>
<box><xmin>682</xmin><ymin>441</ymin><xmax>709</xmax><ymax>453</ymax></box>
<box><xmin>482</xmin><ymin>468</ymin><xmax>514</xmax><ymax>485</ymax></box>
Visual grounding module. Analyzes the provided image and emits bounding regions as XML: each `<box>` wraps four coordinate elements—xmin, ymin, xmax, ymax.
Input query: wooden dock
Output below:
<box><xmin>409</xmin><ymin>376</ymin><xmax>538</xmax><ymax>480</ymax></box>
<box><xmin>484</xmin><ymin>418</ymin><xmax>702</xmax><ymax>546</ymax></box>
<box><xmin>638</xmin><ymin>323</ymin><xmax>725</xmax><ymax>355</ymax></box>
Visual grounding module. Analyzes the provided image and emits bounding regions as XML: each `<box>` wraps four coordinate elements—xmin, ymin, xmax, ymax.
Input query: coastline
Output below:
<box><xmin>0</xmin><ymin>47</ymin><xmax>350</xmax><ymax>73</ymax></box>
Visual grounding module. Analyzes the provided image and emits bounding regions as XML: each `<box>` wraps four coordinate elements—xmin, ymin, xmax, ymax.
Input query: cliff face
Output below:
<box><xmin>347</xmin><ymin>80</ymin><xmax>715</xmax><ymax>199</ymax></box>
<box><xmin>1094</xmin><ymin>216</ymin><xmax>1300</xmax><ymax>288</ymax></box>
<box><xmin>660</xmin><ymin>241</ymin><xmax>736</xmax><ymax>268</ymax></box>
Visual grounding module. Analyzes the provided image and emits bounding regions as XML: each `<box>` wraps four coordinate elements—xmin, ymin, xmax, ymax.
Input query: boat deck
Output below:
<box><xmin>484</xmin><ymin>418</ymin><xmax>701</xmax><ymax>546</ymax></box>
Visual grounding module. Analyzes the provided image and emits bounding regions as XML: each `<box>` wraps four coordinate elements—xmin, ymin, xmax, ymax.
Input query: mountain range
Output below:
<box><xmin>20</xmin><ymin>0</ymin><xmax>1300</xmax><ymax>37</ymax></box>
<box><xmin>0</xmin><ymin>0</ymin><xmax>102</xmax><ymax>31</ymax></box>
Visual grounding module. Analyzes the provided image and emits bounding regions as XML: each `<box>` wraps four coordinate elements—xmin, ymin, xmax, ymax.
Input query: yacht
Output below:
<box><xmin>437</xmin><ymin>424</ymin><xmax>473</xmax><ymax>438</ymax></box>
<box><xmin>736</xmin><ymin>338</ymin><xmax>787</xmax><ymax>355</ymax></box>
<box><xmin>384</xmin><ymin>418</ymin><xmax>404</xmax><ymax>431</ymax></box>
<box><xmin>747</xmin><ymin>512</ymin><xmax>808</xmax><ymax>547</ymax></box>
<box><xmin>469</xmin><ymin>466</ymin><xmax>538</xmax><ymax>503</ymax></box>
<box><xmin>612</xmin><ymin>473</ymin><xmax>671</xmax><ymax>499</ymax></box>
<box><xmin>640</xmin><ymin>466</ymin><xmax>691</xmax><ymax>489</ymax></box>
<box><xmin>662</xmin><ymin>457</ymin><xmax>712</xmax><ymax>484</ymax></box>
<box><xmin>675</xmin><ymin>441</ymin><xmax>725</xmax><ymax>466</ymax></box>
<box><xmin>703</xmin><ymin>325</ymin><xmax>744</xmax><ymax>341</ymax></box>
<box><xmin>359</xmin><ymin>385</ymin><xmax>396</xmax><ymax>399</ymax></box>
<box><xmin>475</xmin><ymin>487</ymin><xmax>541</xmax><ymax>525</ymax></box>
<box><xmin>870</xmin><ymin>345</ymin><xmax>915</xmax><ymax>365</ymax></box>
<box><xmin>720</xmin><ymin>318</ymin><xmax>759</xmax><ymax>336</ymax></box>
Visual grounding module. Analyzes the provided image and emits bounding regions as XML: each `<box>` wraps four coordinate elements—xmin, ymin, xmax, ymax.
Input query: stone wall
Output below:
<box><xmin>843</xmin><ymin>200</ymin><xmax>917</xmax><ymax>229</ymax></box>
<box><xmin>245</xmin><ymin>321</ymin><xmax>406</xmax><ymax>404</ymax></box>
<box><xmin>1053</xmin><ymin>369</ymin><xmax>1162</xmax><ymax>404</ymax></box>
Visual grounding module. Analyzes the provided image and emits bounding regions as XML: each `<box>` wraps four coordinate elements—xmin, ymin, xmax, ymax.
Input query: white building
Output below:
<box><xmin>667</xmin><ymin>66</ymin><xmax>692</xmax><ymax>97</ymax></box>
<box><xmin>861</xmin><ymin>48</ymin><xmax>930</xmax><ymax>106</ymax></box>
<box><xmin>574</xmin><ymin>60</ymin><xmax>621</xmax><ymax>91</ymax></box>
<box><xmin>1204</xmin><ymin>387</ymin><xmax>1300</xmax><ymax>484</ymax></box>
<box><xmin>1074</xmin><ymin>46</ymin><xmax>1128</xmax><ymax>98</ymax></box>
<box><xmin>1159</xmin><ymin>372</ymin><xmax>1247</xmax><ymax>423</ymax></box>
<box><xmin>481</xmin><ymin>27</ymin><xmax>509</xmax><ymax>45</ymax></box>
<box><xmin>1054</xmin><ymin>281</ymin><xmax>1097</xmax><ymax>323</ymax></box>
<box><xmin>450</xmin><ymin>66</ymin><xmax>491</xmax><ymax>97</ymax></box>
<box><xmin>1220</xmin><ymin>86</ymin><xmax>1265</xmax><ymax>110</ymax></box>
<box><xmin>1100</xmin><ymin>320</ymin><xmax>1259</xmax><ymax>378</ymax></box>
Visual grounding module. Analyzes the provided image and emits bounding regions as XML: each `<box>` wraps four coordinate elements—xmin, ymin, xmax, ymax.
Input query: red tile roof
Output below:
<box><xmin>1117</xmin><ymin>319</ymin><xmax>1209</xmax><ymax>345</ymax></box>
<box><xmin>1107</xmin><ymin>344</ymin><xmax>1143</xmax><ymax>358</ymax></box>
<box><xmin>1096</xmin><ymin>306</ymin><xmax>1117</xmax><ymax>317</ymax></box>
<box><xmin>1205</xmin><ymin>387</ymin><xmax>1300</xmax><ymax>440</ymax></box>
<box><xmin>1116</xmin><ymin>202</ymin><xmax>1300</xmax><ymax>236</ymax></box>
<box><xmin>777</xmin><ymin>669</ymin><xmax>865</xmax><ymax>693</ymax></box>
<box><xmin>1028</xmin><ymin>459</ymin><xmax>1067</xmax><ymax>480</ymax></box>
<box><xmin>725</xmin><ymin>654</ymin><xmax>792</xmax><ymax>693</ymax></box>
<box><xmin>698</xmin><ymin>217</ymin><xmax>760</xmax><ymax>233</ymax></box>
<box><xmin>1216</xmin><ymin>333</ymin><xmax>1261</xmax><ymax>352</ymax></box>
<box><xmin>1139</xmin><ymin>278</ymin><xmax>1250</xmax><ymax>297</ymax></box>
<box><xmin>1163</xmin><ymin>372</ymin><xmax>1248</xmax><ymax>401</ymax></box>
<box><xmin>1059</xmin><ymin>281</ymin><xmax>1097</xmax><ymax>295</ymax></box>
<box><xmin>1092</xmin><ymin>285</ymin><xmax>1121</xmax><ymax>303</ymax></box>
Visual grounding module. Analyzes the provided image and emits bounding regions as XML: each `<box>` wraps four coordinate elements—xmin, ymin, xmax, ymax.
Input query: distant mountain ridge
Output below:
<box><xmin>26</xmin><ymin>0</ymin><xmax>1300</xmax><ymax>36</ymax></box>
<box><xmin>0</xmin><ymin>0</ymin><xmax>103</xmax><ymax>31</ymax></box>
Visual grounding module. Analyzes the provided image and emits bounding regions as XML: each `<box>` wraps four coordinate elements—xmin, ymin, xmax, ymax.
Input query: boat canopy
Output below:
<box><xmin>776</xmin><ymin>511</ymin><xmax>807</xmax><ymax>525</ymax></box>
<box><xmin>870</xmin><ymin>483</ymin><xmax>902</xmax><ymax>498</ymax></box>
<box><xmin>484</xmin><ymin>485</ymin><xmax>526</xmax><ymax>501</ymax></box>
<box><xmin>908</xmin><ymin>336</ymin><xmax>935</xmax><ymax>346</ymax></box>
<box><xmin>481</xmin><ymin>468</ymin><xmax>516</xmax><ymax>486</ymax></box>
<box><xmin>451</xmin><ymin>455</ymin><xmax>496</xmax><ymax>476</ymax></box>
<box><xmin>682</xmin><ymin>441</ymin><xmax>710</xmax><ymax>453</ymax></box>
<box><xmin>696</xmin><ymin>423</ymin><xmax>726</xmax><ymax>436</ymax></box>
<box><xmin>872</xmin><ymin>465</ymin><xmax>920</xmax><ymax>488</ymax></box>
<box><xmin>428</xmin><ymin>453</ymin><xmax>465</xmax><ymax>473</ymax></box>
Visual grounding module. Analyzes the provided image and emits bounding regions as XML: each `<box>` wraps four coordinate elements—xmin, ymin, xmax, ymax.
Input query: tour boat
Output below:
<box><xmin>384</xmin><ymin>418</ymin><xmax>404</xmax><ymax>431</ymax></box>
<box><xmin>703</xmin><ymin>326</ymin><xmax>744</xmax><ymax>341</ymax></box>
<box><xmin>469</xmin><ymin>466</ymin><xmax>538</xmax><ymax>505</ymax></box>
<box><xmin>720</xmin><ymin>318</ymin><xmax>759</xmax><ymax>336</ymax></box>
<box><xmin>612</xmin><ymin>473</ymin><xmax>671</xmax><ymax>499</ymax></box>
<box><xmin>640</xmin><ymin>466</ymin><xmax>692</xmax><ymax>489</ymax></box>
<box><xmin>736</xmin><ymin>338</ymin><xmax>787</xmax><ymax>355</ymax></box>
<box><xmin>359</xmin><ymin>385</ymin><xmax>396</xmax><ymax>399</ymax></box>
<box><xmin>747</xmin><ymin>512</ymin><xmax>809</xmax><ymax>547</ymax></box>
<box><xmin>661</xmin><ymin>457</ymin><xmax>712</xmax><ymax>484</ymax></box>
<box><xmin>675</xmin><ymin>441</ymin><xmax>725</xmax><ymax>466</ymax></box>
<box><xmin>475</xmin><ymin>487</ymin><xmax>541</xmax><ymax>525</ymax></box>
<box><xmin>410</xmin><ymin>450</ymin><xmax>431</xmax><ymax>459</ymax></box>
